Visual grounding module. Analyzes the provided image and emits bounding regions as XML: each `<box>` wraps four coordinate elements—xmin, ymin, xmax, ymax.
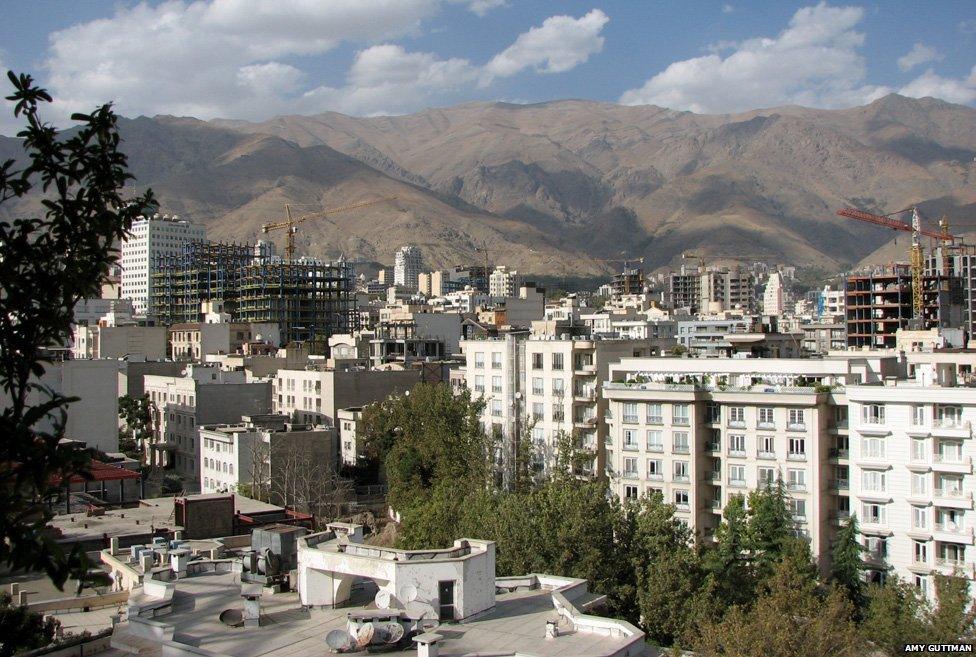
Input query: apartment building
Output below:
<box><xmin>144</xmin><ymin>365</ymin><xmax>272</xmax><ymax>485</ymax></box>
<box><xmin>602</xmin><ymin>356</ymin><xmax>899</xmax><ymax>566</ymax></box>
<box><xmin>489</xmin><ymin>266</ymin><xmax>522</xmax><ymax>298</ymax></box>
<box><xmin>199</xmin><ymin>414</ymin><xmax>336</xmax><ymax>495</ymax></box>
<box><xmin>460</xmin><ymin>334</ymin><xmax>651</xmax><ymax>475</ymax></box>
<box><xmin>169</xmin><ymin>321</ymin><xmax>279</xmax><ymax>361</ymax></box>
<box><xmin>337</xmin><ymin>407</ymin><xmax>363</xmax><ymax>466</ymax></box>
<box><xmin>800</xmin><ymin>321</ymin><xmax>847</xmax><ymax>355</ymax></box>
<box><xmin>393</xmin><ymin>245</ymin><xmax>422</xmax><ymax>291</ymax></box>
<box><xmin>926</xmin><ymin>246</ymin><xmax>976</xmax><ymax>339</ymax></box>
<box><xmin>668</xmin><ymin>266</ymin><xmax>755</xmax><ymax>313</ymax></box>
<box><xmin>71</xmin><ymin>324</ymin><xmax>168</xmax><ymax>360</ymax></box>
<box><xmin>120</xmin><ymin>214</ymin><xmax>205</xmax><ymax>316</ymax></box>
<box><xmin>846</xmin><ymin>363</ymin><xmax>976</xmax><ymax>599</ymax></box>
<box><xmin>272</xmin><ymin>367</ymin><xmax>420</xmax><ymax>427</ymax></box>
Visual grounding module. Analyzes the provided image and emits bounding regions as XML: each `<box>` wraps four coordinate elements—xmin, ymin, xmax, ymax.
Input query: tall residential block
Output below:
<box><xmin>393</xmin><ymin>245</ymin><xmax>422</xmax><ymax>291</ymax></box>
<box><xmin>120</xmin><ymin>214</ymin><xmax>205</xmax><ymax>316</ymax></box>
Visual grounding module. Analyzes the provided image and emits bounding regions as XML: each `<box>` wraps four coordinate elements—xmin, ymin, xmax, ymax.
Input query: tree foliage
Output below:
<box><xmin>0</xmin><ymin>71</ymin><xmax>153</xmax><ymax>588</ymax></box>
<box><xmin>0</xmin><ymin>591</ymin><xmax>62</xmax><ymax>657</ymax></box>
<box><xmin>830</xmin><ymin>514</ymin><xmax>864</xmax><ymax>609</ymax></box>
<box><xmin>118</xmin><ymin>393</ymin><xmax>152</xmax><ymax>458</ymax></box>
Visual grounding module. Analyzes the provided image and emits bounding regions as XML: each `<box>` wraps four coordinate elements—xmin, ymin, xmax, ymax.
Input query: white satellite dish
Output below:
<box><xmin>404</xmin><ymin>600</ymin><xmax>437</xmax><ymax>621</ymax></box>
<box><xmin>399</xmin><ymin>584</ymin><xmax>418</xmax><ymax>602</ymax></box>
<box><xmin>325</xmin><ymin>629</ymin><xmax>353</xmax><ymax>652</ymax></box>
<box><xmin>374</xmin><ymin>589</ymin><xmax>395</xmax><ymax>609</ymax></box>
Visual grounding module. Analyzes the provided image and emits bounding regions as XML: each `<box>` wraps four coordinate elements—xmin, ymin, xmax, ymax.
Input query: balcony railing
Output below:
<box><xmin>787</xmin><ymin>422</ymin><xmax>807</xmax><ymax>431</ymax></box>
<box><xmin>648</xmin><ymin>473</ymin><xmax>664</xmax><ymax>481</ymax></box>
<box><xmin>552</xmin><ymin>388</ymin><xmax>565</xmax><ymax>397</ymax></box>
<box><xmin>935</xmin><ymin>418</ymin><xmax>966</xmax><ymax>429</ymax></box>
<box><xmin>757</xmin><ymin>450</ymin><xmax>776</xmax><ymax>460</ymax></box>
<box><xmin>934</xmin><ymin>454</ymin><xmax>969</xmax><ymax>465</ymax></box>
<box><xmin>787</xmin><ymin>452</ymin><xmax>807</xmax><ymax>461</ymax></box>
<box><xmin>728</xmin><ymin>420</ymin><xmax>746</xmax><ymax>428</ymax></box>
<box><xmin>622</xmin><ymin>415</ymin><xmax>639</xmax><ymax>424</ymax></box>
<box><xmin>830</xmin><ymin>478</ymin><xmax>850</xmax><ymax>490</ymax></box>
<box><xmin>705</xmin><ymin>442</ymin><xmax>720</xmax><ymax>452</ymax></box>
<box><xmin>935</xmin><ymin>522</ymin><xmax>971</xmax><ymax>535</ymax></box>
<box><xmin>728</xmin><ymin>448</ymin><xmax>746</xmax><ymax>457</ymax></box>
<box><xmin>674</xmin><ymin>503</ymin><xmax>690</xmax><ymax>512</ymax></box>
<box><xmin>647</xmin><ymin>444</ymin><xmax>664</xmax><ymax>453</ymax></box>
<box><xmin>788</xmin><ymin>482</ymin><xmax>807</xmax><ymax>492</ymax></box>
<box><xmin>673</xmin><ymin>474</ymin><xmax>690</xmax><ymax>483</ymax></box>
<box><xmin>829</xmin><ymin>448</ymin><xmax>850</xmax><ymax>459</ymax></box>
<box><xmin>936</xmin><ymin>557</ymin><xmax>967</xmax><ymax>569</ymax></box>
<box><xmin>729</xmin><ymin>478</ymin><xmax>747</xmax><ymax>488</ymax></box>
<box><xmin>707</xmin><ymin>471</ymin><xmax>721</xmax><ymax>481</ymax></box>
<box><xmin>673</xmin><ymin>444</ymin><xmax>690</xmax><ymax>454</ymax></box>
<box><xmin>709</xmin><ymin>499</ymin><xmax>722</xmax><ymax>509</ymax></box>
<box><xmin>757</xmin><ymin>421</ymin><xmax>775</xmax><ymax>430</ymax></box>
<box><xmin>622</xmin><ymin>442</ymin><xmax>639</xmax><ymax>452</ymax></box>
<box><xmin>647</xmin><ymin>415</ymin><xmax>663</xmax><ymax>425</ymax></box>
<box><xmin>935</xmin><ymin>488</ymin><xmax>971</xmax><ymax>500</ymax></box>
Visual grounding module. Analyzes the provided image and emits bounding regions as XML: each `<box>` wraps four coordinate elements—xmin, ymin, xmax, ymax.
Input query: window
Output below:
<box><xmin>862</xmin><ymin>470</ymin><xmax>886</xmax><ymax>492</ymax></box>
<box><xmin>788</xmin><ymin>469</ymin><xmax>806</xmax><ymax>491</ymax></box>
<box><xmin>911</xmin><ymin>473</ymin><xmax>929</xmax><ymax>496</ymax></box>
<box><xmin>674</xmin><ymin>461</ymin><xmax>689</xmax><ymax>482</ymax></box>
<box><xmin>532</xmin><ymin>426</ymin><xmax>544</xmax><ymax>443</ymax></box>
<box><xmin>623</xmin><ymin>403</ymin><xmax>639</xmax><ymax>424</ymax></box>
<box><xmin>474</xmin><ymin>352</ymin><xmax>485</xmax><ymax>368</ymax></box>
<box><xmin>728</xmin><ymin>406</ymin><xmax>745</xmax><ymax>427</ymax></box>
<box><xmin>939</xmin><ymin>543</ymin><xmax>965</xmax><ymax>566</ymax></box>
<box><xmin>936</xmin><ymin>405</ymin><xmax>963</xmax><ymax>428</ymax></box>
<box><xmin>706</xmin><ymin>403</ymin><xmax>720</xmax><ymax>423</ymax></box>
<box><xmin>862</xmin><ymin>404</ymin><xmax>885</xmax><ymax>425</ymax></box>
<box><xmin>532</xmin><ymin>377</ymin><xmax>544</xmax><ymax>395</ymax></box>
<box><xmin>758</xmin><ymin>467</ymin><xmax>776</xmax><ymax>487</ymax></box>
<box><xmin>672</xmin><ymin>404</ymin><xmax>690</xmax><ymax>426</ymax></box>
<box><xmin>938</xmin><ymin>441</ymin><xmax>963</xmax><ymax>464</ymax></box>
<box><xmin>912</xmin><ymin>438</ymin><xmax>927</xmax><ymax>462</ymax></box>
<box><xmin>729</xmin><ymin>464</ymin><xmax>745</xmax><ymax>487</ymax></box>
<box><xmin>552</xmin><ymin>353</ymin><xmax>564</xmax><ymax>370</ymax></box>
<box><xmin>674</xmin><ymin>489</ymin><xmax>689</xmax><ymax>509</ymax></box>
<box><xmin>490</xmin><ymin>399</ymin><xmax>502</xmax><ymax>417</ymax></box>
<box><xmin>623</xmin><ymin>457</ymin><xmax>638</xmax><ymax>478</ymax></box>
<box><xmin>728</xmin><ymin>434</ymin><xmax>746</xmax><ymax>456</ymax></box>
<box><xmin>552</xmin><ymin>379</ymin><xmax>564</xmax><ymax>395</ymax></box>
<box><xmin>912</xmin><ymin>405</ymin><xmax>927</xmax><ymax>426</ymax></box>
<box><xmin>790</xmin><ymin>499</ymin><xmax>807</xmax><ymax>521</ymax></box>
<box><xmin>646</xmin><ymin>403</ymin><xmax>663</xmax><ymax>424</ymax></box>
<box><xmin>624</xmin><ymin>485</ymin><xmax>638</xmax><ymax>500</ymax></box>
<box><xmin>862</xmin><ymin>502</ymin><xmax>885</xmax><ymax>524</ymax></box>
<box><xmin>647</xmin><ymin>459</ymin><xmax>663</xmax><ymax>480</ymax></box>
<box><xmin>862</xmin><ymin>437</ymin><xmax>885</xmax><ymax>459</ymax></box>
<box><xmin>492</xmin><ymin>376</ymin><xmax>502</xmax><ymax>393</ymax></box>
<box><xmin>531</xmin><ymin>353</ymin><xmax>543</xmax><ymax>370</ymax></box>
<box><xmin>623</xmin><ymin>429</ymin><xmax>639</xmax><ymax>450</ymax></box>
<box><xmin>788</xmin><ymin>408</ymin><xmax>805</xmax><ymax>429</ymax></box>
<box><xmin>473</xmin><ymin>375</ymin><xmax>485</xmax><ymax>392</ymax></box>
<box><xmin>914</xmin><ymin>574</ymin><xmax>929</xmax><ymax>596</ymax></box>
<box><xmin>758</xmin><ymin>407</ymin><xmax>775</xmax><ymax>428</ymax></box>
<box><xmin>491</xmin><ymin>352</ymin><xmax>503</xmax><ymax>369</ymax></box>
<box><xmin>552</xmin><ymin>405</ymin><xmax>565</xmax><ymax>422</ymax></box>
<box><xmin>673</xmin><ymin>431</ymin><xmax>690</xmax><ymax>453</ymax></box>
<box><xmin>532</xmin><ymin>403</ymin><xmax>544</xmax><ymax>421</ymax></box>
<box><xmin>910</xmin><ymin>506</ymin><xmax>928</xmax><ymax>530</ymax></box>
<box><xmin>788</xmin><ymin>437</ymin><xmax>806</xmax><ymax>460</ymax></box>
<box><xmin>646</xmin><ymin>430</ymin><xmax>663</xmax><ymax>452</ymax></box>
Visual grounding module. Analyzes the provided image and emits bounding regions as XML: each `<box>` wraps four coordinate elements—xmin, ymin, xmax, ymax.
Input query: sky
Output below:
<box><xmin>0</xmin><ymin>0</ymin><xmax>974</xmax><ymax>134</ymax></box>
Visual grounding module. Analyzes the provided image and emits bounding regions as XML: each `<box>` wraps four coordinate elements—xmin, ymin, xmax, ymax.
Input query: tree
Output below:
<box><xmin>704</xmin><ymin>493</ymin><xmax>755</xmax><ymax>607</ymax></box>
<box><xmin>695</xmin><ymin>557</ymin><xmax>863</xmax><ymax>657</ymax></box>
<box><xmin>0</xmin><ymin>591</ymin><xmax>61</xmax><ymax>657</ymax></box>
<box><xmin>0</xmin><ymin>72</ymin><xmax>154</xmax><ymax>588</ymax></box>
<box><xmin>861</xmin><ymin>578</ymin><xmax>932</xmax><ymax>655</ymax></box>
<box><xmin>830</xmin><ymin>514</ymin><xmax>864</xmax><ymax>609</ymax></box>
<box><xmin>118</xmin><ymin>394</ymin><xmax>152</xmax><ymax>459</ymax></box>
<box><xmin>745</xmin><ymin>478</ymin><xmax>795</xmax><ymax>578</ymax></box>
<box><xmin>929</xmin><ymin>573</ymin><xmax>976</xmax><ymax>642</ymax></box>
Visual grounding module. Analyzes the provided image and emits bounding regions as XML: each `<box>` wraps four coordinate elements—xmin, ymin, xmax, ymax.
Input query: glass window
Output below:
<box><xmin>862</xmin><ymin>404</ymin><xmax>885</xmax><ymax>425</ymax></box>
<box><xmin>531</xmin><ymin>353</ymin><xmax>543</xmax><ymax>370</ymax></box>
<box><xmin>491</xmin><ymin>352</ymin><xmax>503</xmax><ymax>369</ymax></box>
<box><xmin>758</xmin><ymin>435</ymin><xmax>775</xmax><ymax>457</ymax></box>
<box><xmin>646</xmin><ymin>430</ymin><xmax>663</xmax><ymax>452</ymax></box>
<box><xmin>758</xmin><ymin>407</ymin><xmax>774</xmax><ymax>427</ymax></box>
<box><xmin>912</xmin><ymin>405</ymin><xmax>927</xmax><ymax>426</ymax></box>
<box><xmin>705</xmin><ymin>403</ymin><xmax>720</xmax><ymax>423</ymax></box>
<box><xmin>788</xmin><ymin>469</ymin><xmax>806</xmax><ymax>491</ymax></box>
<box><xmin>647</xmin><ymin>459</ymin><xmax>662</xmax><ymax>479</ymax></box>
<box><xmin>728</xmin><ymin>434</ymin><xmax>746</xmax><ymax>455</ymax></box>
<box><xmin>728</xmin><ymin>407</ymin><xmax>745</xmax><ymax>426</ymax></box>
<box><xmin>912</xmin><ymin>506</ymin><xmax>928</xmax><ymax>529</ymax></box>
<box><xmin>623</xmin><ymin>403</ymin><xmax>639</xmax><ymax>424</ymax></box>
<box><xmin>673</xmin><ymin>431</ymin><xmax>689</xmax><ymax>453</ymax></box>
<box><xmin>788</xmin><ymin>437</ymin><xmax>806</xmax><ymax>458</ymax></box>
<box><xmin>758</xmin><ymin>467</ymin><xmax>775</xmax><ymax>486</ymax></box>
<box><xmin>474</xmin><ymin>375</ymin><xmax>485</xmax><ymax>392</ymax></box>
<box><xmin>492</xmin><ymin>376</ymin><xmax>502</xmax><ymax>393</ymax></box>
<box><xmin>624</xmin><ymin>485</ymin><xmax>638</xmax><ymax>500</ymax></box>
<box><xmin>862</xmin><ymin>502</ymin><xmax>885</xmax><ymax>524</ymax></box>
<box><xmin>552</xmin><ymin>353</ymin><xmax>564</xmax><ymax>370</ymax></box>
<box><xmin>672</xmin><ymin>404</ymin><xmax>690</xmax><ymax>425</ymax></box>
<box><xmin>788</xmin><ymin>408</ymin><xmax>805</xmax><ymax>428</ymax></box>
<box><xmin>937</xmin><ymin>405</ymin><xmax>963</xmax><ymax>427</ymax></box>
<box><xmin>532</xmin><ymin>402</ymin><xmax>544</xmax><ymax>421</ymax></box>
<box><xmin>862</xmin><ymin>437</ymin><xmax>885</xmax><ymax>459</ymax></box>
<box><xmin>790</xmin><ymin>499</ymin><xmax>807</xmax><ymax>520</ymax></box>
<box><xmin>674</xmin><ymin>490</ymin><xmax>689</xmax><ymax>507</ymax></box>
<box><xmin>474</xmin><ymin>352</ymin><xmax>484</xmax><ymax>368</ymax></box>
<box><xmin>862</xmin><ymin>470</ymin><xmax>886</xmax><ymax>492</ymax></box>
<box><xmin>623</xmin><ymin>457</ymin><xmax>638</xmax><ymax>477</ymax></box>
<box><xmin>623</xmin><ymin>429</ymin><xmax>639</xmax><ymax>449</ymax></box>
<box><xmin>490</xmin><ymin>399</ymin><xmax>502</xmax><ymax>417</ymax></box>
<box><xmin>532</xmin><ymin>377</ymin><xmax>544</xmax><ymax>395</ymax></box>
<box><xmin>646</xmin><ymin>403</ymin><xmax>663</xmax><ymax>424</ymax></box>
<box><xmin>729</xmin><ymin>464</ymin><xmax>745</xmax><ymax>486</ymax></box>
<box><xmin>674</xmin><ymin>460</ymin><xmax>689</xmax><ymax>480</ymax></box>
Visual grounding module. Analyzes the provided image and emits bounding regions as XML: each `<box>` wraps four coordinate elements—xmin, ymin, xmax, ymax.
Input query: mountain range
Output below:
<box><xmin>2</xmin><ymin>94</ymin><xmax>975</xmax><ymax>277</ymax></box>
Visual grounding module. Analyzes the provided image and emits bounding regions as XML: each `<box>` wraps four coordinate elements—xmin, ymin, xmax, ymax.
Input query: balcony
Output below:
<box><xmin>622</xmin><ymin>442</ymin><xmax>639</xmax><ymax>452</ymax></box>
<box><xmin>932</xmin><ymin>419</ymin><xmax>971</xmax><ymax>439</ymax></box>
<box><xmin>648</xmin><ymin>473</ymin><xmax>664</xmax><ymax>481</ymax></box>
<box><xmin>673</xmin><ymin>474</ymin><xmax>690</xmax><ymax>483</ymax></box>
<box><xmin>757</xmin><ymin>450</ymin><xmax>776</xmax><ymax>460</ymax></box>
<box><xmin>622</xmin><ymin>470</ymin><xmax>639</xmax><ymax>480</ymax></box>
<box><xmin>674</xmin><ymin>503</ymin><xmax>690</xmax><ymax>512</ymax></box>
<box><xmin>727</xmin><ymin>420</ymin><xmax>746</xmax><ymax>429</ymax></box>
<box><xmin>831</xmin><ymin>510</ymin><xmax>851</xmax><ymax>525</ymax></box>
<box><xmin>709</xmin><ymin>498</ymin><xmax>722</xmax><ymax>510</ymax></box>
<box><xmin>935</xmin><ymin>557</ymin><xmax>968</xmax><ymax>570</ymax></box>
<box><xmin>757</xmin><ymin>421</ymin><xmax>775</xmax><ymax>430</ymax></box>
<box><xmin>673</xmin><ymin>444</ymin><xmax>690</xmax><ymax>455</ymax></box>
<box><xmin>933</xmin><ymin>454</ymin><xmax>972</xmax><ymax>474</ymax></box>
<box><xmin>787</xmin><ymin>452</ymin><xmax>807</xmax><ymax>462</ymax></box>
<box><xmin>647</xmin><ymin>444</ymin><xmax>664</xmax><ymax>453</ymax></box>
<box><xmin>728</xmin><ymin>448</ymin><xmax>746</xmax><ymax>458</ymax></box>
<box><xmin>574</xmin><ymin>362</ymin><xmax>597</xmax><ymax>375</ymax></box>
<box><xmin>934</xmin><ymin>522</ymin><xmax>974</xmax><ymax>540</ymax></box>
<box><xmin>494</xmin><ymin>386</ymin><xmax>504</xmax><ymax>394</ymax></box>
<box><xmin>647</xmin><ymin>415</ymin><xmax>663</xmax><ymax>425</ymax></box>
<box><xmin>705</xmin><ymin>442</ymin><xmax>721</xmax><ymax>453</ymax></box>
<box><xmin>573</xmin><ymin>390</ymin><xmax>596</xmax><ymax>402</ymax></box>
<box><xmin>934</xmin><ymin>488</ymin><xmax>973</xmax><ymax>509</ymax></box>
<box><xmin>551</xmin><ymin>388</ymin><xmax>565</xmax><ymax>398</ymax></box>
<box><xmin>829</xmin><ymin>447</ymin><xmax>850</xmax><ymax>459</ymax></box>
<box><xmin>672</xmin><ymin>418</ymin><xmax>690</xmax><ymax>427</ymax></box>
<box><xmin>788</xmin><ymin>482</ymin><xmax>808</xmax><ymax>492</ymax></box>
<box><xmin>622</xmin><ymin>415</ymin><xmax>640</xmax><ymax>425</ymax></box>
<box><xmin>830</xmin><ymin>478</ymin><xmax>850</xmax><ymax>491</ymax></box>
<box><xmin>729</xmin><ymin>478</ymin><xmax>747</xmax><ymax>488</ymax></box>
<box><xmin>787</xmin><ymin>422</ymin><xmax>807</xmax><ymax>432</ymax></box>
<box><xmin>706</xmin><ymin>471</ymin><xmax>721</xmax><ymax>482</ymax></box>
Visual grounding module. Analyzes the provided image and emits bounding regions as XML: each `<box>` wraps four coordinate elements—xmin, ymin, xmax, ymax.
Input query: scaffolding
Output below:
<box><xmin>150</xmin><ymin>242</ymin><xmax>355</xmax><ymax>345</ymax></box>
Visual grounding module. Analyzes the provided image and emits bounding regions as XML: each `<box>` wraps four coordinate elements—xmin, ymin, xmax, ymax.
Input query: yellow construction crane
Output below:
<box><xmin>262</xmin><ymin>197</ymin><xmax>396</xmax><ymax>261</ymax></box>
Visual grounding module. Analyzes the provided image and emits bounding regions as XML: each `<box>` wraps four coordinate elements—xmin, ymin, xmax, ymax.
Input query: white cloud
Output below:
<box><xmin>481</xmin><ymin>9</ymin><xmax>608</xmax><ymax>85</ymax></box>
<box><xmin>899</xmin><ymin>65</ymin><xmax>976</xmax><ymax>106</ymax></box>
<box><xmin>455</xmin><ymin>0</ymin><xmax>508</xmax><ymax>17</ymax></box>
<box><xmin>897</xmin><ymin>43</ymin><xmax>943</xmax><ymax>72</ymax></box>
<box><xmin>619</xmin><ymin>2</ymin><xmax>891</xmax><ymax>113</ymax></box>
<box><xmin>722</xmin><ymin>4</ymin><xmax>735</xmax><ymax>14</ymax></box>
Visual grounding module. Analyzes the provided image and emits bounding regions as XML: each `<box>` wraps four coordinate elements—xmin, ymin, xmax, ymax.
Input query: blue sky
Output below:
<box><xmin>0</xmin><ymin>0</ymin><xmax>973</xmax><ymax>134</ymax></box>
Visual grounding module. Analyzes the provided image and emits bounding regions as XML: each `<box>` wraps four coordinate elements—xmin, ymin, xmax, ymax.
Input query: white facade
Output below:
<box><xmin>393</xmin><ymin>245</ymin><xmax>422</xmax><ymax>291</ymax></box>
<box><xmin>762</xmin><ymin>271</ymin><xmax>785</xmax><ymax>316</ymax></box>
<box><xmin>120</xmin><ymin>214</ymin><xmax>205</xmax><ymax>316</ymax></box>
<box><xmin>489</xmin><ymin>266</ymin><xmax>521</xmax><ymax>298</ymax></box>
<box><xmin>847</xmin><ymin>365</ymin><xmax>976</xmax><ymax>600</ymax></box>
<box><xmin>273</xmin><ymin>368</ymin><xmax>419</xmax><ymax>427</ymax></box>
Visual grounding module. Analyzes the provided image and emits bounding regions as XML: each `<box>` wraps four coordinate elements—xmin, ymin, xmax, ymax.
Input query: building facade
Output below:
<box><xmin>393</xmin><ymin>245</ymin><xmax>422</xmax><ymax>291</ymax></box>
<box><xmin>120</xmin><ymin>214</ymin><xmax>205</xmax><ymax>316</ymax></box>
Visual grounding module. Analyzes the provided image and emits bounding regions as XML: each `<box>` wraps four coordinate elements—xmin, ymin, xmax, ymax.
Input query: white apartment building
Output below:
<box><xmin>762</xmin><ymin>271</ymin><xmax>785</xmax><ymax>316</ymax></box>
<box><xmin>460</xmin><ymin>335</ymin><xmax>651</xmax><ymax>475</ymax></box>
<box><xmin>489</xmin><ymin>266</ymin><xmax>522</xmax><ymax>298</ymax></box>
<box><xmin>393</xmin><ymin>245</ymin><xmax>422</xmax><ymax>291</ymax></box>
<box><xmin>603</xmin><ymin>356</ymin><xmax>900</xmax><ymax>567</ymax></box>
<box><xmin>144</xmin><ymin>365</ymin><xmax>272</xmax><ymax>486</ymax></box>
<box><xmin>199</xmin><ymin>414</ymin><xmax>336</xmax><ymax>495</ymax></box>
<box><xmin>847</xmin><ymin>363</ymin><xmax>976</xmax><ymax>600</ymax></box>
<box><xmin>120</xmin><ymin>214</ymin><xmax>205</xmax><ymax>316</ymax></box>
<box><xmin>273</xmin><ymin>367</ymin><xmax>419</xmax><ymax>427</ymax></box>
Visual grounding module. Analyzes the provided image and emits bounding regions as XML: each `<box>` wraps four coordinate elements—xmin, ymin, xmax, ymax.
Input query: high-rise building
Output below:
<box><xmin>394</xmin><ymin>245</ymin><xmax>422</xmax><ymax>291</ymax></box>
<box><xmin>926</xmin><ymin>245</ymin><xmax>976</xmax><ymax>339</ymax></box>
<box><xmin>489</xmin><ymin>265</ymin><xmax>521</xmax><ymax>298</ymax></box>
<box><xmin>762</xmin><ymin>271</ymin><xmax>785</xmax><ymax>316</ymax></box>
<box><xmin>668</xmin><ymin>266</ymin><xmax>755</xmax><ymax>313</ymax></box>
<box><xmin>120</xmin><ymin>214</ymin><xmax>206</xmax><ymax>316</ymax></box>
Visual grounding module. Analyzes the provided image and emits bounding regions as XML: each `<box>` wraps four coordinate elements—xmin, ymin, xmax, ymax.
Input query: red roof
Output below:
<box><xmin>51</xmin><ymin>460</ymin><xmax>141</xmax><ymax>485</ymax></box>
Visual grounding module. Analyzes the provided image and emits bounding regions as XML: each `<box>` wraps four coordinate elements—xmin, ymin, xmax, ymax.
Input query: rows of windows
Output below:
<box><xmin>620</xmin><ymin>402</ymin><xmax>806</xmax><ymax>430</ymax></box>
<box><xmin>861</xmin><ymin>403</ymin><xmax>964</xmax><ymax>427</ymax></box>
<box><xmin>622</xmin><ymin>429</ymin><xmax>806</xmax><ymax>458</ymax></box>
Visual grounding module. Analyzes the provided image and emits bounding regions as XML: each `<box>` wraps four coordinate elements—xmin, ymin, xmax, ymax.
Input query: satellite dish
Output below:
<box><xmin>375</xmin><ymin>590</ymin><xmax>394</xmax><ymax>609</ymax></box>
<box><xmin>404</xmin><ymin>600</ymin><xmax>437</xmax><ymax>621</ymax></box>
<box><xmin>218</xmin><ymin>608</ymin><xmax>244</xmax><ymax>627</ymax></box>
<box><xmin>417</xmin><ymin>618</ymin><xmax>441</xmax><ymax>633</ymax></box>
<box><xmin>356</xmin><ymin>622</ymin><xmax>375</xmax><ymax>648</ymax></box>
<box><xmin>399</xmin><ymin>584</ymin><xmax>418</xmax><ymax>602</ymax></box>
<box><xmin>385</xmin><ymin>623</ymin><xmax>405</xmax><ymax>643</ymax></box>
<box><xmin>325</xmin><ymin>629</ymin><xmax>353</xmax><ymax>652</ymax></box>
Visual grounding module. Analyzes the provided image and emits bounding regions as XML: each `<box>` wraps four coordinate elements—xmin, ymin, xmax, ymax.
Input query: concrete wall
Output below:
<box><xmin>197</xmin><ymin>383</ymin><xmax>272</xmax><ymax>426</ymax></box>
<box><xmin>120</xmin><ymin>361</ymin><xmax>185</xmax><ymax>398</ymax></box>
<box><xmin>62</xmin><ymin>360</ymin><xmax>121</xmax><ymax>453</ymax></box>
<box><xmin>99</xmin><ymin>326</ymin><xmax>168</xmax><ymax>360</ymax></box>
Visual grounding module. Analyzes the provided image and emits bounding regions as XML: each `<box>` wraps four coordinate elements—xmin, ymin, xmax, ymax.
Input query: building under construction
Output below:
<box><xmin>150</xmin><ymin>241</ymin><xmax>356</xmax><ymax>345</ymax></box>
<box><xmin>845</xmin><ymin>265</ymin><xmax>963</xmax><ymax>349</ymax></box>
<box><xmin>611</xmin><ymin>267</ymin><xmax>644</xmax><ymax>297</ymax></box>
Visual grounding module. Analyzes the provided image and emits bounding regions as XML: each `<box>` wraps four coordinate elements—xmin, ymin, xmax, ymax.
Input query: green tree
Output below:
<box><xmin>0</xmin><ymin>72</ymin><xmax>153</xmax><ymax>588</ymax></box>
<box><xmin>746</xmin><ymin>478</ymin><xmax>795</xmax><ymax>578</ymax></box>
<box><xmin>118</xmin><ymin>393</ymin><xmax>152</xmax><ymax>459</ymax></box>
<box><xmin>695</xmin><ymin>557</ymin><xmax>863</xmax><ymax>657</ymax></box>
<box><xmin>830</xmin><ymin>514</ymin><xmax>864</xmax><ymax>609</ymax></box>
<box><xmin>930</xmin><ymin>573</ymin><xmax>976</xmax><ymax>642</ymax></box>
<box><xmin>704</xmin><ymin>493</ymin><xmax>755</xmax><ymax>607</ymax></box>
<box><xmin>0</xmin><ymin>591</ymin><xmax>62</xmax><ymax>657</ymax></box>
<box><xmin>360</xmin><ymin>383</ymin><xmax>490</xmax><ymax>510</ymax></box>
<box><xmin>861</xmin><ymin>578</ymin><xmax>931</xmax><ymax>655</ymax></box>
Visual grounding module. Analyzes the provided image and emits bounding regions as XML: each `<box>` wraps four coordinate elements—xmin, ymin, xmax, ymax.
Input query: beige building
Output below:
<box><xmin>71</xmin><ymin>323</ymin><xmax>168</xmax><ymax>360</ymax></box>
<box><xmin>603</xmin><ymin>356</ymin><xmax>899</xmax><ymax>568</ymax></box>
<box><xmin>169</xmin><ymin>321</ymin><xmax>280</xmax><ymax>361</ymax></box>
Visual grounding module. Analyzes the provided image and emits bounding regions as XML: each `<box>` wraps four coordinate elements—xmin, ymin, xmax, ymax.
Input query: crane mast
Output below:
<box><xmin>262</xmin><ymin>197</ymin><xmax>396</xmax><ymax>261</ymax></box>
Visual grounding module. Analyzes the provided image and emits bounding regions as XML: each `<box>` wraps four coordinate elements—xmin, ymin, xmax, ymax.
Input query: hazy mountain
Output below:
<box><xmin>215</xmin><ymin>94</ymin><xmax>976</xmax><ymax>272</ymax></box>
<box><xmin>3</xmin><ymin>94</ymin><xmax>974</xmax><ymax>276</ymax></box>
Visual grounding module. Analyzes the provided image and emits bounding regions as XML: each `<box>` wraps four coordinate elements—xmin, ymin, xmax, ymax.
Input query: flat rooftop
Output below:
<box><xmin>111</xmin><ymin>570</ymin><xmax>643</xmax><ymax>657</ymax></box>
